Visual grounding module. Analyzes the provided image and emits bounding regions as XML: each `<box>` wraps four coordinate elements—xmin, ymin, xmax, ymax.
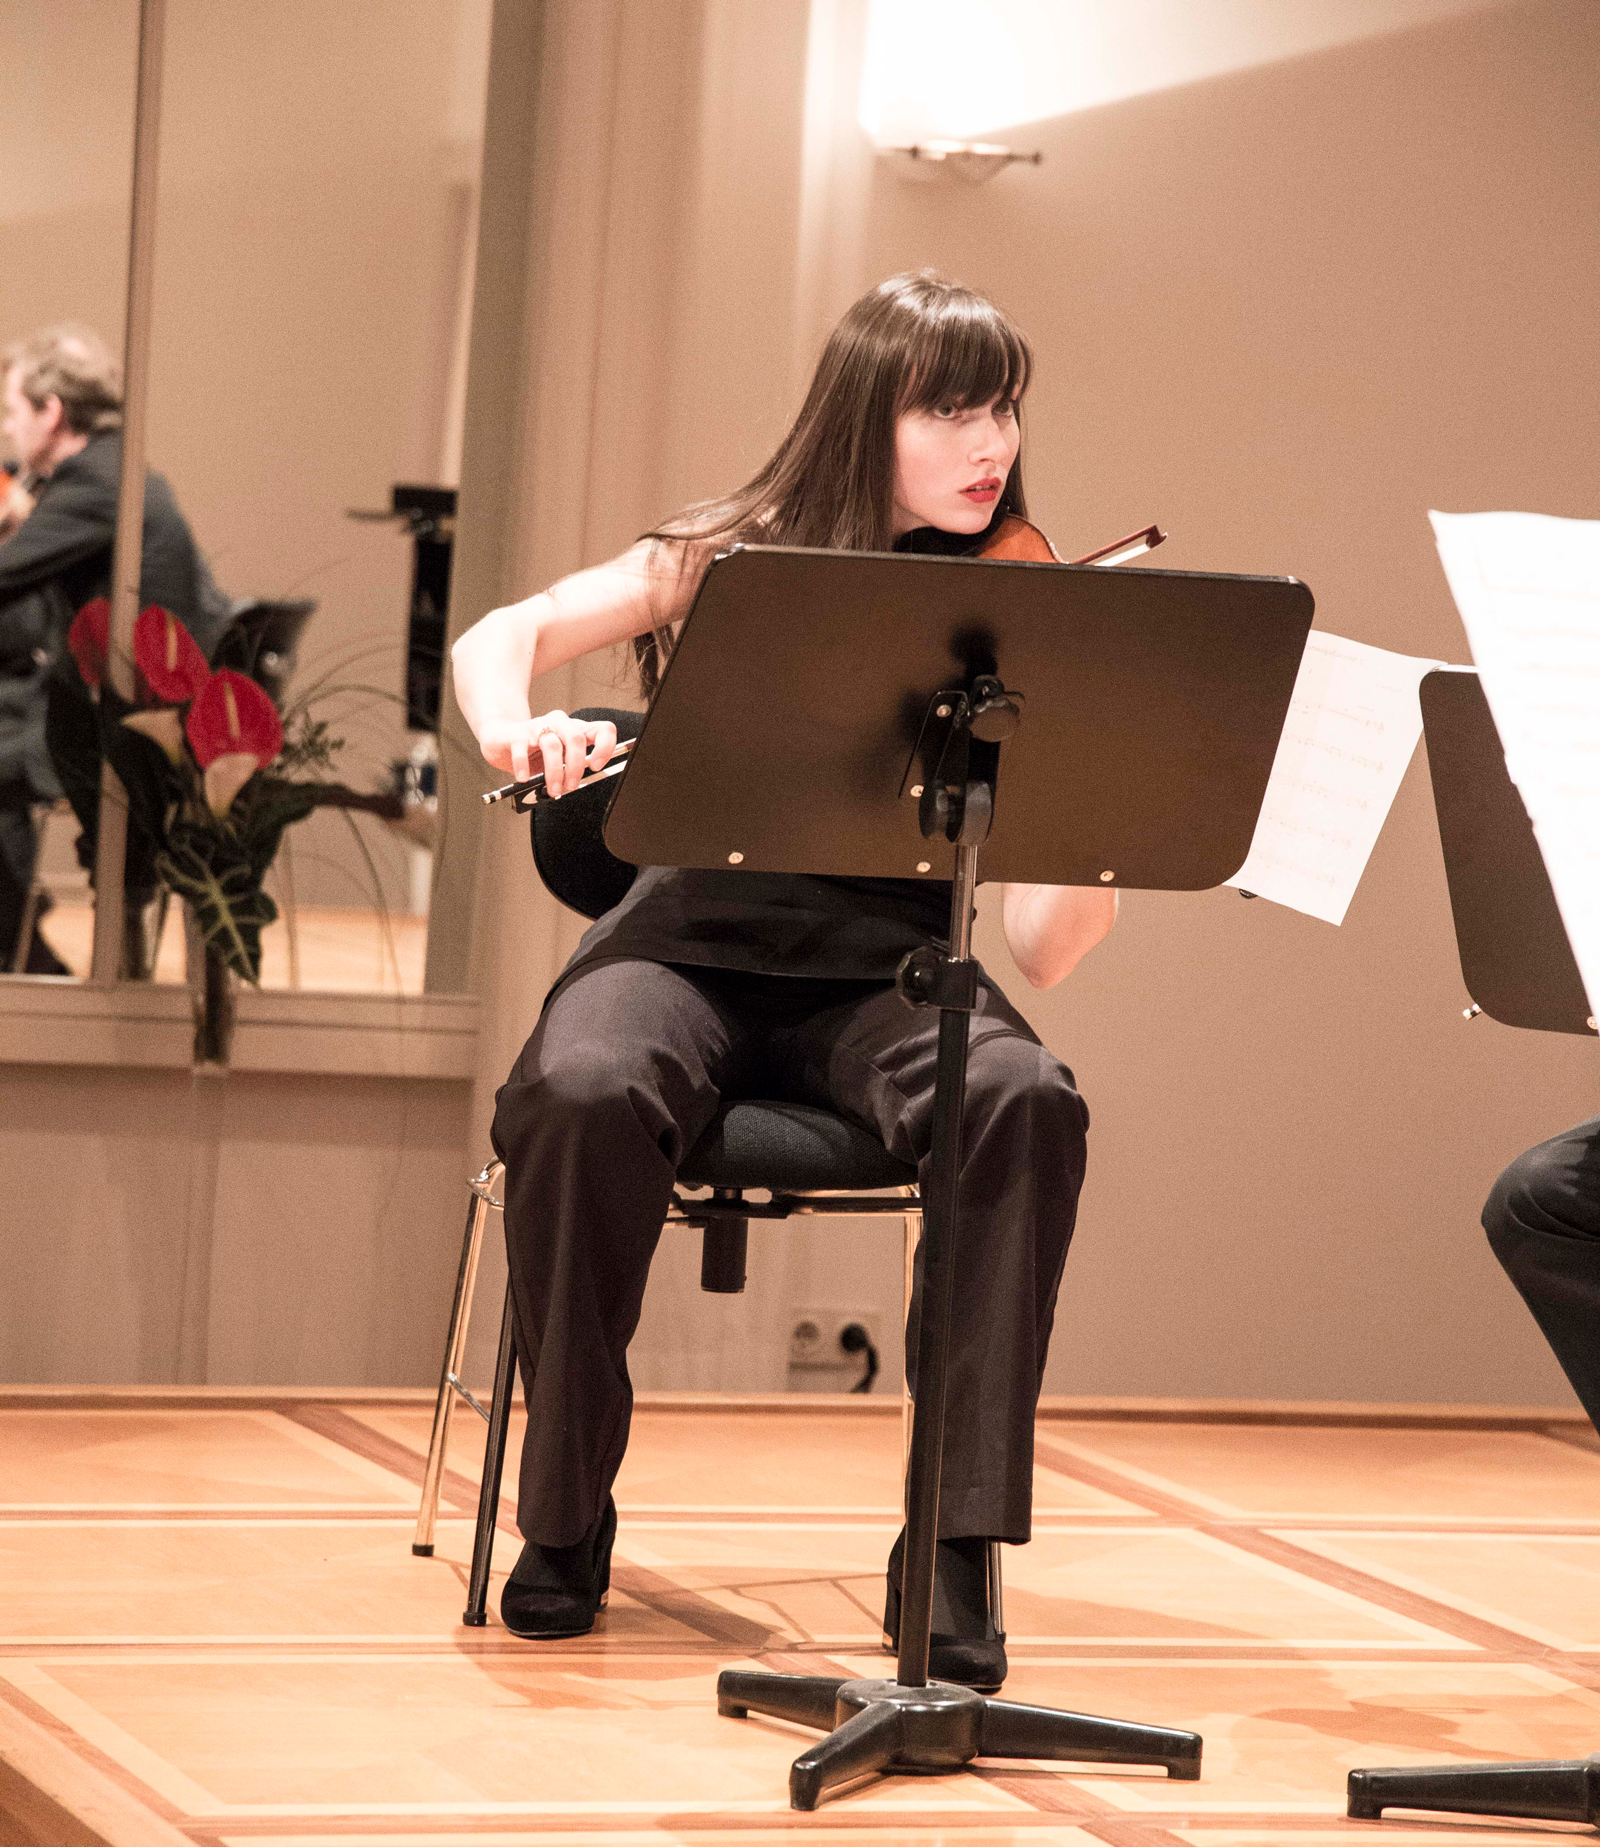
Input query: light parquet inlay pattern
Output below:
<box><xmin>3</xmin><ymin>1388</ymin><xmax>1599</xmax><ymax>1846</ymax></box>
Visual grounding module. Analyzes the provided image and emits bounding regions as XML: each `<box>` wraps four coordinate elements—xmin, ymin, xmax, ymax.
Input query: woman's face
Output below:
<box><xmin>891</xmin><ymin>394</ymin><xmax>1021</xmax><ymax>538</ymax></box>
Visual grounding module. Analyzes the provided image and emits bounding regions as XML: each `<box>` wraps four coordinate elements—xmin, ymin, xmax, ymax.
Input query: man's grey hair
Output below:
<box><xmin>2</xmin><ymin>324</ymin><xmax>123</xmax><ymax>435</ymax></box>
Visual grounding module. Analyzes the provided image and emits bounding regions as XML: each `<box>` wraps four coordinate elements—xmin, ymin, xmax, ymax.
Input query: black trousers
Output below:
<box><xmin>1484</xmin><ymin>1116</ymin><xmax>1600</xmax><ymax>1430</ymax></box>
<box><xmin>491</xmin><ymin>959</ymin><xmax>1090</xmax><ymax>1549</ymax></box>
<box><xmin>0</xmin><ymin>780</ymin><xmax>37</xmax><ymax>966</ymax></box>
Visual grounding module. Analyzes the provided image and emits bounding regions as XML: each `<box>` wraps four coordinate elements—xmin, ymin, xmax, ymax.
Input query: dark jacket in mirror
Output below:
<box><xmin>0</xmin><ymin>430</ymin><xmax>225</xmax><ymax>971</ymax></box>
<box><xmin>0</xmin><ymin>430</ymin><xmax>226</xmax><ymax>654</ymax></box>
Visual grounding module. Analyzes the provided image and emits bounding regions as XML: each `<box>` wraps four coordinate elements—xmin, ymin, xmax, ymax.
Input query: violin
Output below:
<box><xmin>978</xmin><ymin>513</ymin><xmax>1165</xmax><ymax>567</ymax></box>
<box><xmin>0</xmin><ymin>466</ymin><xmax>37</xmax><ymax>545</ymax></box>
<box><xmin>484</xmin><ymin>516</ymin><xmax>1169</xmax><ymax>807</ymax></box>
<box><xmin>975</xmin><ymin>515</ymin><xmax>1063</xmax><ymax>563</ymax></box>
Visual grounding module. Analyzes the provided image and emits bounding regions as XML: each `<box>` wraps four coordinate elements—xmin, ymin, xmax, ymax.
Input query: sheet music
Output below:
<box><xmin>1226</xmin><ymin>631</ymin><xmax>1443</xmax><ymax>926</ymax></box>
<box><xmin>1430</xmin><ymin>510</ymin><xmax>1600</xmax><ymax>1021</ymax></box>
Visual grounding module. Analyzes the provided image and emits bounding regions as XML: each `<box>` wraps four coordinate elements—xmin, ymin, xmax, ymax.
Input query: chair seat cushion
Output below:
<box><xmin>679</xmin><ymin>1100</ymin><xmax>917</xmax><ymax>1194</ymax></box>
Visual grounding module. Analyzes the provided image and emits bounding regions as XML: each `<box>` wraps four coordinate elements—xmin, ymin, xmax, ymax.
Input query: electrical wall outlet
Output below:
<box><xmin>787</xmin><ymin>1308</ymin><xmax>884</xmax><ymax>1386</ymax></box>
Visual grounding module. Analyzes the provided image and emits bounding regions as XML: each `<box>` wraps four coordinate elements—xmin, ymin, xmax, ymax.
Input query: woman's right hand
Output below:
<box><xmin>452</xmin><ymin>540</ymin><xmax>683</xmax><ymax>792</ymax></box>
<box><xmin>478</xmin><ymin>709</ymin><xmax>618</xmax><ymax>797</ymax></box>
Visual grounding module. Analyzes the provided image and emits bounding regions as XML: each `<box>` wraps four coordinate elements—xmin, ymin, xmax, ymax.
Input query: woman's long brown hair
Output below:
<box><xmin>634</xmin><ymin>270</ymin><xmax>1032</xmax><ymax>698</ymax></box>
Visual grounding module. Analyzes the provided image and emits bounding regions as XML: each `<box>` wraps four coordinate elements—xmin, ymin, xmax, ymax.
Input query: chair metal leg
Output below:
<box><xmin>413</xmin><ymin>1162</ymin><xmax>501</xmax><ymax>1556</ymax></box>
<box><xmin>700</xmin><ymin>1199</ymin><xmax>749</xmax><ymax>1293</ymax></box>
<box><xmin>892</xmin><ymin>1197</ymin><xmax>1003</xmax><ymax>1645</ymax></box>
<box><xmin>464</xmin><ymin>1279</ymin><xmax>518</xmax><ymax>1626</ymax></box>
<box><xmin>988</xmin><ymin>1533</ymin><xmax>1004</xmax><ymax>1635</ymax></box>
<box><xmin>901</xmin><ymin>1198</ymin><xmax>918</xmax><ymax>1480</ymax></box>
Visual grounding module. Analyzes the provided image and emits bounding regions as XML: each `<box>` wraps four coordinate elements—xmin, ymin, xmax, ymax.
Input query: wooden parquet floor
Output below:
<box><xmin>3</xmin><ymin>1388</ymin><xmax>1600</xmax><ymax>1845</ymax></box>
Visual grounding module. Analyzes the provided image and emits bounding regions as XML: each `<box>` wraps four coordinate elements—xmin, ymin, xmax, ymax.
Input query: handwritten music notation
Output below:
<box><xmin>1227</xmin><ymin>631</ymin><xmax>1444</xmax><ymax>926</ymax></box>
<box><xmin>1431</xmin><ymin>509</ymin><xmax>1600</xmax><ymax>1020</ymax></box>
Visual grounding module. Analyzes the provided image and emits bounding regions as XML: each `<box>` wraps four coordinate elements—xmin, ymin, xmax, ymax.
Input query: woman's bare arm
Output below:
<box><xmin>451</xmin><ymin>539</ymin><xmax>691</xmax><ymax>792</ymax></box>
<box><xmin>1000</xmin><ymin>883</ymin><xmax>1117</xmax><ymax>989</ymax></box>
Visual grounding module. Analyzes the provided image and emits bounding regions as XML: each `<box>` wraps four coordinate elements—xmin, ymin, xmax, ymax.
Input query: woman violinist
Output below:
<box><xmin>452</xmin><ymin>271</ymin><xmax>1116</xmax><ymax>1690</ymax></box>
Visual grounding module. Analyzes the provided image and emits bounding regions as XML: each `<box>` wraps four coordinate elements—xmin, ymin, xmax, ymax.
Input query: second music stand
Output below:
<box><xmin>1415</xmin><ymin>667</ymin><xmax>1594</xmax><ymax>1036</ymax></box>
<box><xmin>1348</xmin><ymin>667</ymin><xmax>1597</xmax><ymax>1832</ymax></box>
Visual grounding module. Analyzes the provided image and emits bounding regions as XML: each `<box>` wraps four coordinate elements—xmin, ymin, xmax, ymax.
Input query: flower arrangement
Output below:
<box><xmin>67</xmin><ymin>596</ymin><xmax>376</xmax><ymax>988</ymax></box>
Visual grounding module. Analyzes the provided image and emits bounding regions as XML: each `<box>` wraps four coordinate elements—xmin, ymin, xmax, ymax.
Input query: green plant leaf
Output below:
<box><xmin>98</xmin><ymin>683</ymin><xmax>185</xmax><ymax>842</ymax></box>
<box><xmin>154</xmin><ymin>821</ymin><xmax>277</xmax><ymax>983</ymax></box>
<box><xmin>228</xmin><ymin>773</ymin><xmax>320</xmax><ymax>882</ymax></box>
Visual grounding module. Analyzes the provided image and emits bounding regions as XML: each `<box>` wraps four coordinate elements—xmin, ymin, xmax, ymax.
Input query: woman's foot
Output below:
<box><xmin>501</xmin><ymin>1495</ymin><xmax>617</xmax><ymax>1638</ymax></box>
<box><xmin>882</xmin><ymin>1527</ymin><xmax>1007</xmax><ymax>1692</ymax></box>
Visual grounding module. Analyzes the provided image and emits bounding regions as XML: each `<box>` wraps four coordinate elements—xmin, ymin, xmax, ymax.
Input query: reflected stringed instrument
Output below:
<box><xmin>483</xmin><ymin>517</ymin><xmax>1166</xmax><ymax>807</ymax></box>
<box><xmin>0</xmin><ymin>466</ymin><xmax>38</xmax><ymax>544</ymax></box>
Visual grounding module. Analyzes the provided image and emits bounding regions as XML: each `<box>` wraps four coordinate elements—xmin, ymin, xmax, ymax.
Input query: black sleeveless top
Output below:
<box><xmin>562</xmin><ymin>865</ymin><xmax>954</xmax><ymax>983</ymax></box>
<box><xmin>554</xmin><ymin>523</ymin><xmax>999</xmax><ymax>988</ymax></box>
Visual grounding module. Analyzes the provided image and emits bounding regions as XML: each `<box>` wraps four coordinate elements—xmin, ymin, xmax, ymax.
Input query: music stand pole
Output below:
<box><xmin>716</xmin><ymin>677</ymin><xmax>1202</xmax><ymax>1808</ymax></box>
<box><xmin>892</xmin><ymin>832</ymin><xmax>978</xmax><ymax>1691</ymax></box>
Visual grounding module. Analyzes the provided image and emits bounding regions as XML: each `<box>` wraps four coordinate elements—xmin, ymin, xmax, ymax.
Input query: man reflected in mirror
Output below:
<box><xmin>0</xmin><ymin>325</ymin><xmax>228</xmax><ymax>975</ymax></box>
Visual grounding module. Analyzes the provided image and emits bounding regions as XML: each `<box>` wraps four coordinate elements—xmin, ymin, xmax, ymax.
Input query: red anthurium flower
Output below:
<box><xmin>133</xmin><ymin>604</ymin><xmax>210</xmax><ymax>705</ymax></box>
<box><xmin>69</xmin><ymin>598</ymin><xmax>111</xmax><ymax>690</ymax></box>
<box><xmin>186</xmin><ymin>668</ymin><xmax>283</xmax><ymax>770</ymax></box>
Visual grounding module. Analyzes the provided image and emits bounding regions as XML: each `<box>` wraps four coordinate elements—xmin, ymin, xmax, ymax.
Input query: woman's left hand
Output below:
<box><xmin>1000</xmin><ymin>882</ymin><xmax>1118</xmax><ymax>988</ymax></box>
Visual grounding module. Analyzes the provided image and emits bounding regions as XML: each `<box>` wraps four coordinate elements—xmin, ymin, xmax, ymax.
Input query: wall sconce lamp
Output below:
<box><xmin>882</xmin><ymin>140</ymin><xmax>1043</xmax><ymax>184</ymax></box>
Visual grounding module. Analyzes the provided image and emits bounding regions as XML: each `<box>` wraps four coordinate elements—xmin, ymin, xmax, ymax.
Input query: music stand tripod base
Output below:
<box><xmin>713</xmin><ymin>677</ymin><xmax>1202</xmax><ymax>1809</ymax></box>
<box><xmin>719</xmin><ymin>1672</ymin><xmax>1201</xmax><ymax>1811</ymax></box>
<box><xmin>1348</xmin><ymin>1753</ymin><xmax>1600</xmax><ymax>1827</ymax></box>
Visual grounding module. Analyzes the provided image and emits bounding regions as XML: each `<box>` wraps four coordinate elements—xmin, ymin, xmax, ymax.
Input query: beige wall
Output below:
<box><xmin>148</xmin><ymin>0</ymin><xmax>490</xmax><ymax>915</ymax></box>
<box><xmin>916</xmin><ymin>0</ymin><xmax>1600</xmax><ymax>1402</ymax></box>
<box><xmin>0</xmin><ymin>5</ymin><xmax>137</xmax><ymax>343</ymax></box>
<box><xmin>0</xmin><ymin>1059</ymin><xmax>470</xmax><ymax>1386</ymax></box>
<box><xmin>451</xmin><ymin>0</ymin><xmax>1598</xmax><ymax>1406</ymax></box>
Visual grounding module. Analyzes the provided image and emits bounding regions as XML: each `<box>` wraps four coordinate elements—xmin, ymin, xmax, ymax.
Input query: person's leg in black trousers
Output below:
<box><xmin>769</xmin><ymin>971</ymin><xmax>1087</xmax><ymax>1690</ymax></box>
<box><xmin>490</xmin><ymin>958</ymin><xmax>1088</xmax><ymax>1648</ymax></box>
<box><xmin>492</xmin><ymin>959</ymin><xmax>763</xmax><ymax>1551</ymax></box>
<box><xmin>768</xmin><ymin>974</ymin><xmax>1086</xmax><ymax>1544</ymax></box>
<box><xmin>0</xmin><ymin>782</ymin><xmax>72</xmax><ymax>976</ymax></box>
<box><xmin>0</xmin><ymin>781</ymin><xmax>35</xmax><ymax>967</ymax></box>
<box><xmin>1484</xmin><ymin>1116</ymin><xmax>1600</xmax><ymax>1428</ymax></box>
<box><xmin>1341</xmin><ymin>1122</ymin><xmax>1600</xmax><ymax>1821</ymax></box>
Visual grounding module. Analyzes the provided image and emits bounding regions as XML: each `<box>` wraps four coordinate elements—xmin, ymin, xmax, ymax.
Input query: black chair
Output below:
<box><xmin>413</xmin><ymin>708</ymin><xmax>1002</xmax><ymax>1633</ymax></box>
<box><xmin>209</xmin><ymin>597</ymin><xmax>317</xmax><ymax>708</ymax></box>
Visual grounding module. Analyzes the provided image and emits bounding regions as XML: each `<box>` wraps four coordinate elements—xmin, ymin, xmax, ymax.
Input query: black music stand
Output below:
<box><xmin>601</xmin><ymin>541</ymin><xmax>1313</xmax><ymax>1809</ymax></box>
<box><xmin>1415</xmin><ymin>668</ymin><xmax>1594</xmax><ymax>1038</ymax></box>
<box><xmin>1348</xmin><ymin>668</ymin><xmax>1598</xmax><ymax>1833</ymax></box>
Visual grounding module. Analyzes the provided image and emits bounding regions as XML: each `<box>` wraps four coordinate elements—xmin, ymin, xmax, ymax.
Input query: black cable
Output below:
<box><xmin>840</xmin><ymin>1321</ymin><xmax>879</xmax><ymax>1395</ymax></box>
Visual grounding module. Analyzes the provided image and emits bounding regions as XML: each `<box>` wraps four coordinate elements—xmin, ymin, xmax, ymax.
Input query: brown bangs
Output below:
<box><xmin>897</xmin><ymin>295</ymin><xmax>1031</xmax><ymax>416</ymax></box>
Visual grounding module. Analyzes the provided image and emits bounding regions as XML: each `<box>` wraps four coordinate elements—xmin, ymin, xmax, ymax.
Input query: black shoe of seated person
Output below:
<box><xmin>23</xmin><ymin>931</ymin><xmax>70</xmax><ymax>977</ymax></box>
<box><xmin>882</xmin><ymin>1527</ymin><xmax>1007</xmax><ymax>1692</ymax></box>
<box><xmin>501</xmin><ymin>1495</ymin><xmax>617</xmax><ymax>1639</ymax></box>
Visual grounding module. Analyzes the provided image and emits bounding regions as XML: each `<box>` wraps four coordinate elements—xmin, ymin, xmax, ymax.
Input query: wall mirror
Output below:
<box><xmin>0</xmin><ymin>6</ymin><xmax>138</xmax><ymax>978</ymax></box>
<box><xmin>0</xmin><ymin>0</ymin><xmax>489</xmax><ymax>994</ymax></box>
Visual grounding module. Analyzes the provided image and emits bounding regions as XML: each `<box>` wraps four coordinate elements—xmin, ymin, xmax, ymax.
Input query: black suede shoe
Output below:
<box><xmin>882</xmin><ymin>1526</ymin><xmax>1007</xmax><ymax>1692</ymax></box>
<box><xmin>501</xmin><ymin>1495</ymin><xmax>617</xmax><ymax>1639</ymax></box>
